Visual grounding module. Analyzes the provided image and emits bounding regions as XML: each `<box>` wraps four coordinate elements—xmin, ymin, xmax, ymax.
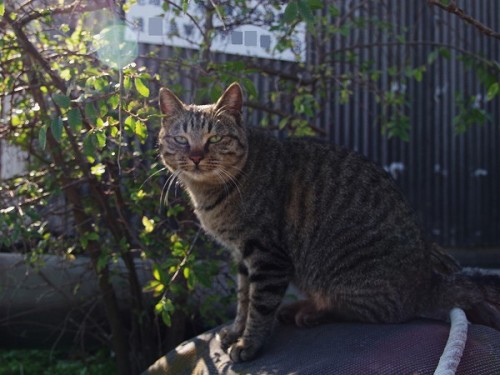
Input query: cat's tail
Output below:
<box><xmin>460</xmin><ymin>270</ymin><xmax>500</xmax><ymax>330</ymax></box>
<box><xmin>427</xmin><ymin>244</ymin><xmax>500</xmax><ymax>330</ymax></box>
<box><xmin>428</xmin><ymin>269</ymin><xmax>500</xmax><ymax>331</ymax></box>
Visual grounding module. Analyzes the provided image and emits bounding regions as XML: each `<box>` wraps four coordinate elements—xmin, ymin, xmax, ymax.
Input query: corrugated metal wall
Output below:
<box><xmin>309</xmin><ymin>0</ymin><xmax>500</xmax><ymax>247</ymax></box>
<box><xmin>137</xmin><ymin>0</ymin><xmax>499</xmax><ymax>247</ymax></box>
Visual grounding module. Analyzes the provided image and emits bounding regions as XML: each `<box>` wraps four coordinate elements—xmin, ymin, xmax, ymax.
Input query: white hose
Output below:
<box><xmin>434</xmin><ymin>308</ymin><xmax>469</xmax><ymax>375</ymax></box>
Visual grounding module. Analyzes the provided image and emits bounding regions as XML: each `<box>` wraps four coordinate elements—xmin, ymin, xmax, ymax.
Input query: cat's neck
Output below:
<box><xmin>180</xmin><ymin>173</ymin><xmax>239</xmax><ymax>212</ymax></box>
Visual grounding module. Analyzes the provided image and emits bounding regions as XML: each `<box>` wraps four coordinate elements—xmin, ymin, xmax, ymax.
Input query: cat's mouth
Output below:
<box><xmin>180</xmin><ymin>163</ymin><xmax>211</xmax><ymax>180</ymax></box>
<box><xmin>180</xmin><ymin>163</ymin><xmax>228</xmax><ymax>184</ymax></box>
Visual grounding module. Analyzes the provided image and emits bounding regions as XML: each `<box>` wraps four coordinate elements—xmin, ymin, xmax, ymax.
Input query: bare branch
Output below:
<box><xmin>427</xmin><ymin>0</ymin><xmax>500</xmax><ymax>40</ymax></box>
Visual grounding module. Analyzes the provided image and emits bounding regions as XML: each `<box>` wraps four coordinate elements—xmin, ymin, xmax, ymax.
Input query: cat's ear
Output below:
<box><xmin>159</xmin><ymin>88</ymin><xmax>185</xmax><ymax>116</ymax></box>
<box><xmin>215</xmin><ymin>82</ymin><xmax>243</xmax><ymax>116</ymax></box>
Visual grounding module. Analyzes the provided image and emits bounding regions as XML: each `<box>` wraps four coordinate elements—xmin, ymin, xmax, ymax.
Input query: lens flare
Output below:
<box><xmin>94</xmin><ymin>24</ymin><xmax>138</xmax><ymax>69</ymax></box>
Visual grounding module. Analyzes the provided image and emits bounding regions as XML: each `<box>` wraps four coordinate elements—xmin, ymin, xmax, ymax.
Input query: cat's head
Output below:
<box><xmin>158</xmin><ymin>83</ymin><xmax>248</xmax><ymax>185</ymax></box>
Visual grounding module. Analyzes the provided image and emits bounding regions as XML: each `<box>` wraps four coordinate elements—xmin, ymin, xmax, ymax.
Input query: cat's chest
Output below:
<box><xmin>195</xmin><ymin>205</ymin><xmax>243</xmax><ymax>254</ymax></box>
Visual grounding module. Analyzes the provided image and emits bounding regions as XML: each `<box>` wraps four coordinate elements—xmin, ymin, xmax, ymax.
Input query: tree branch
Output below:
<box><xmin>427</xmin><ymin>0</ymin><xmax>500</xmax><ymax>40</ymax></box>
<box><xmin>18</xmin><ymin>0</ymin><xmax>112</xmax><ymax>26</ymax></box>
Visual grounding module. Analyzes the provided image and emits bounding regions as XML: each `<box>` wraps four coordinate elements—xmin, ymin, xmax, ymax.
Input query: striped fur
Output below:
<box><xmin>158</xmin><ymin>83</ymin><xmax>500</xmax><ymax>362</ymax></box>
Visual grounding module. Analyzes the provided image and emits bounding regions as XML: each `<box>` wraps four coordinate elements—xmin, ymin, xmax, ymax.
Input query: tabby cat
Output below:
<box><xmin>158</xmin><ymin>82</ymin><xmax>500</xmax><ymax>362</ymax></box>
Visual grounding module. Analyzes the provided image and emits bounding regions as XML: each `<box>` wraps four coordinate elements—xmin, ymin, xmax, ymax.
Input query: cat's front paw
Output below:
<box><xmin>228</xmin><ymin>338</ymin><xmax>260</xmax><ymax>363</ymax></box>
<box><xmin>217</xmin><ymin>325</ymin><xmax>240</xmax><ymax>351</ymax></box>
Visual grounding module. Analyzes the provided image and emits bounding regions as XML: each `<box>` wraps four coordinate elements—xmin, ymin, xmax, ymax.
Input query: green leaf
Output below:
<box><xmin>142</xmin><ymin>216</ymin><xmax>154</xmax><ymax>233</ymax></box>
<box><xmin>329</xmin><ymin>5</ymin><xmax>341</xmax><ymax>17</ymax></box>
<box><xmin>143</xmin><ymin>280</ymin><xmax>164</xmax><ymax>295</ymax></box>
<box><xmin>83</xmin><ymin>133</ymin><xmax>96</xmax><ymax>156</ymax></box>
<box><xmin>98</xmin><ymin>99</ymin><xmax>108</xmax><ymax>117</ymax></box>
<box><xmin>152</xmin><ymin>264</ymin><xmax>162</xmax><ymax>281</ymax></box>
<box><xmin>50</xmin><ymin>117</ymin><xmax>63</xmax><ymax>142</ymax></box>
<box><xmin>39</xmin><ymin>125</ymin><xmax>47</xmax><ymax>150</ymax></box>
<box><xmin>134</xmin><ymin>77</ymin><xmax>150</xmax><ymax>97</ymax></box>
<box><xmin>53</xmin><ymin>94</ymin><xmax>71</xmax><ymax>109</ymax></box>
<box><xmin>298</xmin><ymin>0</ymin><xmax>314</xmax><ymax>24</ymax></box>
<box><xmin>283</xmin><ymin>1</ymin><xmax>298</xmax><ymax>24</ymax></box>
<box><xmin>307</xmin><ymin>0</ymin><xmax>322</xmax><ymax>10</ymax></box>
<box><xmin>427</xmin><ymin>50</ymin><xmax>439</xmax><ymax>64</ymax></box>
<box><xmin>124</xmin><ymin>115</ymin><xmax>135</xmax><ymax>133</ymax></box>
<box><xmin>134</xmin><ymin>120</ymin><xmax>147</xmax><ymax>140</ymax></box>
<box><xmin>90</xmin><ymin>163</ymin><xmax>106</xmax><ymax>177</ymax></box>
<box><xmin>155</xmin><ymin>297</ymin><xmax>175</xmax><ymax>327</ymax></box>
<box><xmin>166</xmin><ymin>204</ymin><xmax>185</xmax><ymax>218</ymax></box>
<box><xmin>85</xmin><ymin>102</ymin><xmax>98</xmax><ymax>123</ymax></box>
<box><xmin>241</xmin><ymin>78</ymin><xmax>257</xmax><ymax>98</ymax></box>
<box><xmin>487</xmin><ymin>82</ymin><xmax>499</xmax><ymax>101</ymax></box>
<box><xmin>108</xmin><ymin>94</ymin><xmax>120</xmax><ymax>110</ymax></box>
<box><xmin>80</xmin><ymin>231</ymin><xmax>99</xmax><ymax>249</ymax></box>
<box><xmin>0</xmin><ymin>1</ymin><xmax>4</xmax><ymax>17</ymax></box>
<box><xmin>67</xmin><ymin>108</ymin><xmax>82</xmax><ymax>132</ymax></box>
<box><xmin>123</xmin><ymin>75</ymin><xmax>131</xmax><ymax>91</ymax></box>
<box><xmin>438</xmin><ymin>47</ymin><xmax>451</xmax><ymax>59</ymax></box>
<box><xmin>95</xmin><ymin>130</ymin><xmax>106</xmax><ymax>148</ymax></box>
<box><xmin>96</xmin><ymin>252</ymin><xmax>109</xmax><ymax>272</ymax></box>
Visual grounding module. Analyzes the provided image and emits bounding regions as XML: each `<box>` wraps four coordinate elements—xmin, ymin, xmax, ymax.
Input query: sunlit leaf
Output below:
<box><xmin>134</xmin><ymin>77</ymin><xmax>150</xmax><ymax>97</ymax></box>
<box><xmin>108</xmin><ymin>94</ymin><xmax>120</xmax><ymax>109</ymax></box>
<box><xmin>134</xmin><ymin>120</ymin><xmax>147</xmax><ymax>140</ymax></box>
<box><xmin>123</xmin><ymin>75</ymin><xmax>131</xmax><ymax>90</ymax></box>
<box><xmin>153</xmin><ymin>264</ymin><xmax>162</xmax><ymax>281</ymax></box>
<box><xmin>90</xmin><ymin>163</ymin><xmax>106</xmax><ymax>177</ymax></box>
<box><xmin>0</xmin><ymin>206</ymin><xmax>15</xmax><ymax>214</ymax></box>
<box><xmin>142</xmin><ymin>216</ymin><xmax>154</xmax><ymax>233</ymax></box>
<box><xmin>155</xmin><ymin>297</ymin><xmax>175</xmax><ymax>327</ymax></box>
<box><xmin>95</xmin><ymin>130</ymin><xmax>106</xmax><ymax>148</ymax></box>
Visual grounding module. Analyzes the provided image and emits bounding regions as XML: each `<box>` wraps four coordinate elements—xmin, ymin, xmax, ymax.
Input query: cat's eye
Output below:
<box><xmin>208</xmin><ymin>135</ymin><xmax>222</xmax><ymax>144</ymax></box>
<box><xmin>173</xmin><ymin>136</ymin><xmax>188</xmax><ymax>145</ymax></box>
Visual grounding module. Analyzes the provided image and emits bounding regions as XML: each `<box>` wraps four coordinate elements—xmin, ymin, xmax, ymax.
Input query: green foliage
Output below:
<box><xmin>0</xmin><ymin>349</ymin><xmax>115</xmax><ymax>375</ymax></box>
<box><xmin>453</xmin><ymin>94</ymin><xmax>491</xmax><ymax>134</ymax></box>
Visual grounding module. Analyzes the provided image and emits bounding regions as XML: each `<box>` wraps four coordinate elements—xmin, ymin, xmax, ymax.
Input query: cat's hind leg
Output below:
<box><xmin>278</xmin><ymin>298</ymin><xmax>334</xmax><ymax>327</ymax></box>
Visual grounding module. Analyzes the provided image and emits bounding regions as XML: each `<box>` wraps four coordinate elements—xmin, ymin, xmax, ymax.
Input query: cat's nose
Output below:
<box><xmin>189</xmin><ymin>152</ymin><xmax>204</xmax><ymax>165</ymax></box>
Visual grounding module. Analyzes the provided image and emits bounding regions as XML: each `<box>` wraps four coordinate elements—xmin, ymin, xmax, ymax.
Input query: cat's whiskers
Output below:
<box><xmin>213</xmin><ymin>169</ymin><xmax>230</xmax><ymax>198</ymax></box>
<box><xmin>139</xmin><ymin>166</ymin><xmax>167</xmax><ymax>191</ymax></box>
<box><xmin>215</xmin><ymin>166</ymin><xmax>244</xmax><ymax>204</ymax></box>
<box><xmin>160</xmin><ymin>169</ymin><xmax>182</xmax><ymax>210</ymax></box>
<box><xmin>225</xmin><ymin>164</ymin><xmax>249</xmax><ymax>181</ymax></box>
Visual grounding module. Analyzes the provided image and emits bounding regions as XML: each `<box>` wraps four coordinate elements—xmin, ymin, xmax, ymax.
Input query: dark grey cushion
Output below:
<box><xmin>145</xmin><ymin>320</ymin><xmax>500</xmax><ymax>374</ymax></box>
